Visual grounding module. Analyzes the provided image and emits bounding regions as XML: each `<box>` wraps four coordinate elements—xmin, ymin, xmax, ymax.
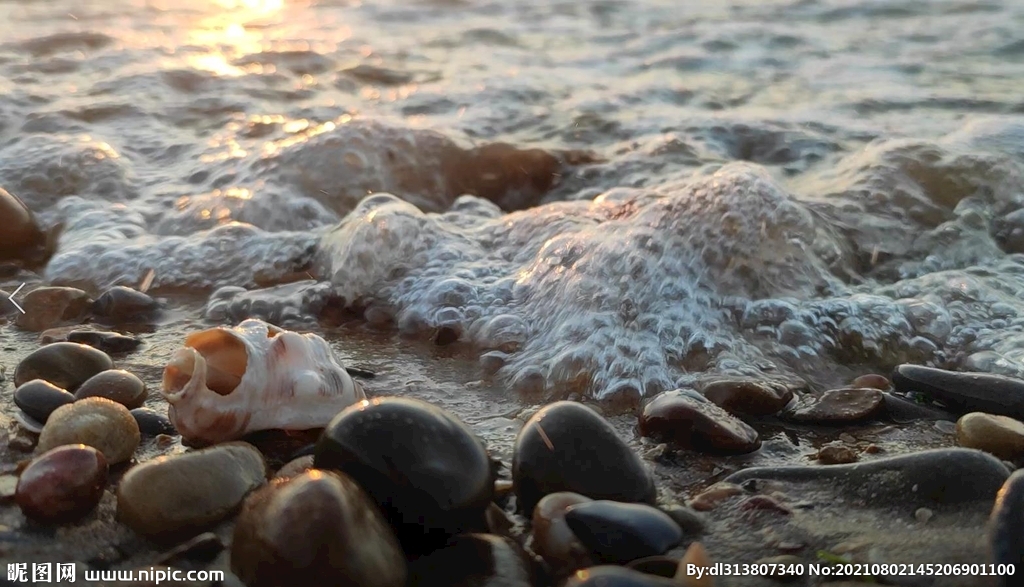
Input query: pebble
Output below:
<box><xmin>882</xmin><ymin>392</ymin><xmax>952</xmax><ymax>423</ymax></box>
<box><xmin>37</xmin><ymin>397</ymin><xmax>141</xmax><ymax>465</ymax></box>
<box><xmin>726</xmin><ymin>448</ymin><xmax>1010</xmax><ymax>505</ymax></box>
<box><xmin>563</xmin><ymin>565</ymin><xmax>679</xmax><ymax>587</ymax></box>
<box><xmin>955</xmin><ymin>412</ymin><xmax>1024</xmax><ymax>459</ymax></box>
<box><xmin>914</xmin><ymin>507</ymin><xmax>934</xmax><ymax>523</ymax></box>
<box><xmin>91</xmin><ymin>286</ymin><xmax>162</xmax><ymax>322</ymax></box>
<box><xmin>817</xmin><ymin>442</ymin><xmax>858</xmax><ymax>465</ymax></box>
<box><xmin>407</xmin><ymin>534</ymin><xmax>532</xmax><ymax>587</ymax></box>
<box><xmin>15</xmin><ymin>445</ymin><xmax>108</xmax><ymax>523</ymax></box>
<box><xmin>314</xmin><ymin>397</ymin><xmax>494</xmax><ymax>551</ymax></box>
<box><xmin>659</xmin><ymin>504</ymin><xmax>707</xmax><ymax>535</ymax></box>
<box><xmin>851</xmin><ymin>374</ymin><xmax>891</xmax><ymax>390</ymax></box>
<box><xmin>565</xmin><ymin>500</ymin><xmax>683</xmax><ymax>564</ymax></box>
<box><xmin>13</xmin><ymin>379</ymin><xmax>75</xmax><ymax>423</ymax></box>
<box><xmin>74</xmin><ymin>369</ymin><xmax>148</xmax><ymax>409</ymax></box>
<box><xmin>0</xmin><ymin>187</ymin><xmax>46</xmax><ymax>262</ymax></box>
<box><xmin>130</xmin><ymin>407</ymin><xmax>178</xmax><ymax>436</ymax></box>
<box><xmin>67</xmin><ymin>330</ymin><xmax>142</xmax><ymax>354</ymax></box>
<box><xmin>0</xmin><ymin>475</ymin><xmax>18</xmax><ymax>499</ymax></box>
<box><xmin>117</xmin><ymin>442</ymin><xmax>267</xmax><ymax>542</ymax></box>
<box><xmin>781</xmin><ymin>388</ymin><xmax>884</xmax><ymax>423</ymax></box>
<box><xmin>15</xmin><ymin>287</ymin><xmax>93</xmax><ymax>332</ymax></box>
<box><xmin>892</xmin><ymin>364</ymin><xmax>1024</xmax><ymax>419</ymax></box>
<box><xmin>14</xmin><ymin>342</ymin><xmax>114</xmax><ymax>391</ymax></box>
<box><xmin>231</xmin><ymin>470</ymin><xmax>406</xmax><ymax>587</ymax></box>
<box><xmin>638</xmin><ymin>390</ymin><xmax>761</xmax><ymax>454</ymax></box>
<box><xmin>273</xmin><ymin>455</ymin><xmax>314</xmax><ymax>479</ymax></box>
<box><xmin>698</xmin><ymin>378</ymin><xmax>794</xmax><ymax>416</ymax></box>
<box><xmin>988</xmin><ymin>469</ymin><xmax>1024</xmax><ymax>572</ymax></box>
<box><xmin>531</xmin><ymin>492</ymin><xmax>595</xmax><ymax>575</ymax></box>
<box><xmin>512</xmin><ymin>401</ymin><xmax>656</xmax><ymax>515</ymax></box>
<box><xmin>688</xmin><ymin>482</ymin><xmax>744</xmax><ymax>511</ymax></box>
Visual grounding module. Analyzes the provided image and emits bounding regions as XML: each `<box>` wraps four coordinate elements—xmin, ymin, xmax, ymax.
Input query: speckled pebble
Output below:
<box><xmin>74</xmin><ymin>369</ymin><xmax>147</xmax><ymax>409</ymax></box>
<box><xmin>956</xmin><ymin>412</ymin><xmax>1024</xmax><ymax>459</ymax></box>
<box><xmin>37</xmin><ymin>397</ymin><xmax>140</xmax><ymax>464</ymax></box>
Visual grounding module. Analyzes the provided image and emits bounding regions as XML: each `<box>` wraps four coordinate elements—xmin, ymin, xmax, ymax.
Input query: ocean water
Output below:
<box><xmin>3</xmin><ymin>0</ymin><xmax>1024</xmax><ymax>401</ymax></box>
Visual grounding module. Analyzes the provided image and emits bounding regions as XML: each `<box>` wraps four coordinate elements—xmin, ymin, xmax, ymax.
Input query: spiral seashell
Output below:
<box><xmin>161</xmin><ymin>319</ymin><xmax>364</xmax><ymax>445</ymax></box>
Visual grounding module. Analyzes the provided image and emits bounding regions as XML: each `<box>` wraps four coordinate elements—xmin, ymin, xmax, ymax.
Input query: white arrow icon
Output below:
<box><xmin>7</xmin><ymin>283</ymin><xmax>25</xmax><ymax>314</ymax></box>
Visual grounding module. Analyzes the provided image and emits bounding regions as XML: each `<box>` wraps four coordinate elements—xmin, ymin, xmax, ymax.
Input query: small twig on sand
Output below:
<box><xmin>139</xmin><ymin>268</ymin><xmax>156</xmax><ymax>293</ymax></box>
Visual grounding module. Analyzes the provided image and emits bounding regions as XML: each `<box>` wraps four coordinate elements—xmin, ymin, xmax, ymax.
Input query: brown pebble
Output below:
<box><xmin>74</xmin><ymin>369</ymin><xmax>148</xmax><ymax>409</ymax></box>
<box><xmin>639</xmin><ymin>389</ymin><xmax>761</xmax><ymax>454</ymax></box>
<box><xmin>15</xmin><ymin>444</ymin><xmax>108</xmax><ymax>523</ymax></box>
<box><xmin>817</xmin><ymin>443</ymin><xmax>859</xmax><ymax>465</ymax></box>
<box><xmin>531</xmin><ymin>491</ymin><xmax>594</xmax><ymax>575</ymax></box>
<box><xmin>14</xmin><ymin>341</ymin><xmax>114</xmax><ymax>391</ymax></box>
<box><xmin>783</xmin><ymin>388</ymin><xmax>884</xmax><ymax>423</ymax></box>
<box><xmin>15</xmin><ymin>286</ymin><xmax>93</xmax><ymax>332</ymax></box>
<box><xmin>699</xmin><ymin>378</ymin><xmax>794</xmax><ymax>416</ymax></box>
<box><xmin>851</xmin><ymin>373</ymin><xmax>891</xmax><ymax>390</ymax></box>
<box><xmin>0</xmin><ymin>187</ymin><xmax>47</xmax><ymax>263</ymax></box>
<box><xmin>689</xmin><ymin>482</ymin><xmax>744</xmax><ymax>511</ymax></box>
<box><xmin>956</xmin><ymin>412</ymin><xmax>1024</xmax><ymax>459</ymax></box>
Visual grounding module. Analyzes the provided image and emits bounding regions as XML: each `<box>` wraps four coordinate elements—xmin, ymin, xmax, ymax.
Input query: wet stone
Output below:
<box><xmin>14</xmin><ymin>286</ymin><xmax>93</xmax><ymax>332</ymax></box>
<box><xmin>13</xmin><ymin>379</ymin><xmax>74</xmax><ymax>423</ymax></box>
<box><xmin>15</xmin><ymin>444</ymin><xmax>108</xmax><ymax>524</ymax></box>
<box><xmin>117</xmin><ymin>442</ymin><xmax>267</xmax><ymax>542</ymax></box>
<box><xmin>956</xmin><ymin>412</ymin><xmax>1024</xmax><ymax>459</ymax></box>
<box><xmin>512</xmin><ymin>401</ymin><xmax>656</xmax><ymax>516</ymax></box>
<box><xmin>531</xmin><ymin>492</ymin><xmax>595</xmax><ymax>575</ymax></box>
<box><xmin>882</xmin><ymin>391</ymin><xmax>953</xmax><ymax>423</ymax></box>
<box><xmin>130</xmin><ymin>407</ymin><xmax>177</xmax><ymax>436</ymax></box>
<box><xmin>38</xmin><ymin>397</ymin><xmax>141</xmax><ymax>465</ymax></box>
<box><xmin>14</xmin><ymin>342</ymin><xmax>114</xmax><ymax>391</ymax></box>
<box><xmin>67</xmin><ymin>330</ymin><xmax>142</xmax><ymax>354</ymax></box>
<box><xmin>0</xmin><ymin>187</ymin><xmax>47</xmax><ymax>263</ymax></box>
<box><xmin>781</xmin><ymin>388</ymin><xmax>883</xmax><ymax>423</ymax></box>
<box><xmin>564</xmin><ymin>500</ymin><xmax>683</xmax><ymax>564</ymax></box>
<box><xmin>408</xmin><ymin>533</ymin><xmax>532</xmax><ymax>587</ymax></box>
<box><xmin>851</xmin><ymin>373</ymin><xmax>891</xmax><ymax>390</ymax></box>
<box><xmin>638</xmin><ymin>389</ymin><xmax>761</xmax><ymax>454</ymax></box>
<box><xmin>74</xmin><ymin>369</ymin><xmax>147</xmax><ymax>409</ymax></box>
<box><xmin>988</xmin><ymin>469</ymin><xmax>1024</xmax><ymax>570</ymax></box>
<box><xmin>231</xmin><ymin>470</ymin><xmax>406</xmax><ymax>587</ymax></box>
<box><xmin>698</xmin><ymin>378</ymin><xmax>794</xmax><ymax>416</ymax></box>
<box><xmin>817</xmin><ymin>442</ymin><xmax>858</xmax><ymax>465</ymax></box>
<box><xmin>91</xmin><ymin>286</ymin><xmax>162</xmax><ymax>323</ymax></box>
<box><xmin>892</xmin><ymin>364</ymin><xmax>1024</xmax><ymax>419</ymax></box>
<box><xmin>726</xmin><ymin>448</ymin><xmax>1010</xmax><ymax>506</ymax></box>
<box><xmin>314</xmin><ymin>397</ymin><xmax>494</xmax><ymax>552</ymax></box>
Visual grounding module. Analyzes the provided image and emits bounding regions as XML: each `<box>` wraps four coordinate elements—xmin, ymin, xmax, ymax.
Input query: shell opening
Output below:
<box><xmin>180</xmin><ymin>328</ymin><xmax>250</xmax><ymax>395</ymax></box>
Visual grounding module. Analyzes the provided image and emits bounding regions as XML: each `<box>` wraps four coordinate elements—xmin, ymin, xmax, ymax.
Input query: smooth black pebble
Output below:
<box><xmin>314</xmin><ymin>397</ymin><xmax>495</xmax><ymax>552</ymax></box>
<box><xmin>91</xmin><ymin>286</ymin><xmax>162</xmax><ymax>322</ymax></box>
<box><xmin>14</xmin><ymin>342</ymin><xmax>114</xmax><ymax>391</ymax></box>
<box><xmin>512</xmin><ymin>401</ymin><xmax>656</xmax><ymax>515</ymax></box>
<box><xmin>892</xmin><ymin>364</ymin><xmax>1024</xmax><ymax>419</ymax></box>
<box><xmin>131</xmin><ymin>407</ymin><xmax>178</xmax><ymax>436</ymax></box>
<box><xmin>13</xmin><ymin>379</ymin><xmax>75</xmax><ymax>423</ymax></box>
<box><xmin>564</xmin><ymin>501</ymin><xmax>683</xmax><ymax>564</ymax></box>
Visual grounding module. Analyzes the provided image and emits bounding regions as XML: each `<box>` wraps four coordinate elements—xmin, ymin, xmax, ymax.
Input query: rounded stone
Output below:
<box><xmin>638</xmin><ymin>390</ymin><xmax>760</xmax><ymax>454</ymax></box>
<box><xmin>130</xmin><ymin>407</ymin><xmax>178</xmax><ymax>436</ymax></box>
<box><xmin>512</xmin><ymin>402</ymin><xmax>655</xmax><ymax>516</ymax></box>
<box><xmin>74</xmin><ymin>369</ymin><xmax>148</xmax><ymax>409</ymax></box>
<box><xmin>15</xmin><ymin>444</ymin><xmax>108</xmax><ymax>523</ymax></box>
<box><xmin>892</xmin><ymin>364</ymin><xmax>1024</xmax><ymax>420</ymax></box>
<box><xmin>91</xmin><ymin>286</ymin><xmax>161</xmax><ymax>322</ymax></box>
<box><xmin>117</xmin><ymin>442</ymin><xmax>267</xmax><ymax>542</ymax></box>
<box><xmin>0</xmin><ymin>187</ymin><xmax>46</xmax><ymax>261</ymax></box>
<box><xmin>231</xmin><ymin>470</ymin><xmax>406</xmax><ymax>587</ymax></box>
<box><xmin>989</xmin><ymin>469</ymin><xmax>1024</xmax><ymax>569</ymax></box>
<box><xmin>699</xmin><ymin>379</ymin><xmax>793</xmax><ymax>416</ymax></box>
<box><xmin>67</xmin><ymin>330</ymin><xmax>142</xmax><ymax>354</ymax></box>
<box><xmin>531</xmin><ymin>492</ymin><xmax>595</xmax><ymax>574</ymax></box>
<box><xmin>817</xmin><ymin>443</ymin><xmax>858</xmax><ymax>465</ymax></box>
<box><xmin>956</xmin><ymin>412</ymin><xmax>1024</xmax><ymax>459</ymax></box>
<box><xmin>14</xmin><ymin>342</ymin><xmax>114</xmax><ymax>391</ymax></box>
<box><xmin>564</xmin><ymin>501</ymin><xmax>683</xmax><ymax>564</ymax></box>
<box><xmin>782</xmin><ymin>388</ymin><xmax>884</xmax><ymax>423</ymax></box>
<box><xmin>314</xmin><ymin>397</ymin><xmax>494</xmax><ymax>551</ymax></box>
<box><xmin>38</xmin><ymin>397</ymin><xmax>141</xmax><ymax>465</ymax></box>
<box><xmin>851</xmin><ymin>373</ymin><xmax>891</xmax><ymax>390</ymax></box>
<box><xmin>13</xmin><ymin>379</ymin><xmax>75</xmax><ymax>423</ymax></box>
<box><xmin>14</xmin><ymin>287</ymin><xmax>93</xmax><ymax>332</ymax></box>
